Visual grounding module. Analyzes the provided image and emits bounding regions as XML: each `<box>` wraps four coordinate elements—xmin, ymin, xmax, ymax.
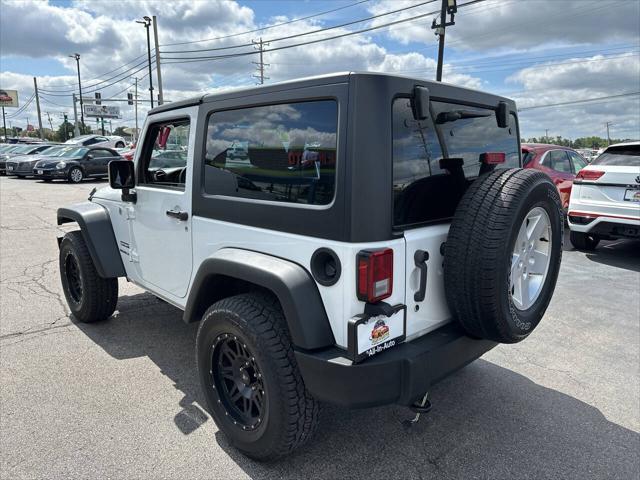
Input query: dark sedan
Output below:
<box><xmin>4</xmin><ymin>144</ymin><xmax>57</xmax><ymax>177</ymax></box>
<box><xmin>33</xmin><ymin>146</ymin><xmax>122</xmax><ymax>183</ymax></box>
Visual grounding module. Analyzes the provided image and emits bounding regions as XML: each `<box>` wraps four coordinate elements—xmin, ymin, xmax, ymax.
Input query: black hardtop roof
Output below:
<box><xmin>148</xmin><ymin>71</ymin><xmax>516</xmax><ymax>115</ymax></box>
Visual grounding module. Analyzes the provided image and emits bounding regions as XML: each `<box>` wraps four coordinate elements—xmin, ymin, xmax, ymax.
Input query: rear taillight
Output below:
<box><xmin>480</xmin><ymin>152</ymin><xmax>506</xmax><ymax>164</ymax></box>
<box><xmin>357</xmin><ymin>248</ymin><xmax>393</xmax><ymax>303</ymax></box>
<box><xmin>576</xmin><ymin>169</ymin><xmax>605</xmax><ymax>180</ymax></box>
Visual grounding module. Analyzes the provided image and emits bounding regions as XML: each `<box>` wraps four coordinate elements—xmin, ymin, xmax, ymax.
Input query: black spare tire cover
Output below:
<box><xmin>444</xmin><ymin>168</ymin><xmax>563</xmax><ymax>343</ymax></box>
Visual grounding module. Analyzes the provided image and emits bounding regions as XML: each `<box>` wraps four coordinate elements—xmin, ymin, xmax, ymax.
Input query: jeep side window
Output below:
<box><xmin>204</xmin><ymin>100</ymin><xmax>338</xmax><ymax>206</ymax></box>
<box><xmin>139</xmin><ymin>119</ymin><xmax>190</xmax><ymax>190</ymax></box>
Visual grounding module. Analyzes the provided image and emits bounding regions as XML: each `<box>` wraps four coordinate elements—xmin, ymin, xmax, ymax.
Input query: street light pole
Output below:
<box><xmin>137</xmin><ymin>16</ymin><xmax>154</xmax><ymax>108</ymax></box>
<box><xmin>69</xmin><ymin>53</ymin><xmax>84</xmax><ymax>129</ymax></box>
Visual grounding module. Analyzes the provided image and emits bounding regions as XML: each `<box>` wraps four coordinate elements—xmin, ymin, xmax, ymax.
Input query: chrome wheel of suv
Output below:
<box><xmin>510</xmin><ymin>206</ymin><xmax>552</xmax><ymax>310</ymax></box>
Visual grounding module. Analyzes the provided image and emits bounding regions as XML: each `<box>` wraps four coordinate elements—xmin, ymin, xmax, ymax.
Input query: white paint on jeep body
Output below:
<box><xmin>92</xmin><ymin>103</ymin><xmax>453</xmax><ymax>350</ymax></box>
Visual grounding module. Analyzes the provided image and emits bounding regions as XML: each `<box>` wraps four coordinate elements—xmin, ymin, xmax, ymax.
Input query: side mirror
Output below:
<box><xmin>108</xmin><ymin>160</ymin><xmax>137</xmax><ymax>202</ymax></box>
<box><xmin>496</xmin><ymin>101</ymin><xmax>509</xmax><ymax>128</ymax></box>
<box><xmin>411</xmin><ymin>86</ymin><xmax>430</xmax><ymax>121</ymax></box>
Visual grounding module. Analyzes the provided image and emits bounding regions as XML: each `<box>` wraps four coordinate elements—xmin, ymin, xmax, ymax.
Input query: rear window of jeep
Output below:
<box><xmin>203</xmin><ymin>100</ymin><xmax>338</xmax><ymax>206</ymax></box>
<box><xmin>392</xmin><ymin>98</ymin><xmax>519</xmax><ymax>226</ymax></box>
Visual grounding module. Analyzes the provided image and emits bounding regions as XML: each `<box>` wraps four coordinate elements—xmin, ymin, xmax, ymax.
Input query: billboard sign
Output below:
<box><xmin>0</xmin><ymin>89</ymin><xmax>19</xmax><ymax>107</ymax></box>
<box><xmin>83</xmin><ymin>104</ymin><xmax>120</xmax><ymax>119</ymax></box>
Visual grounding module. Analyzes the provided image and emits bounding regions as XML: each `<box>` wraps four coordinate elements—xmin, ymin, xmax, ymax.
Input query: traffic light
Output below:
<box><xmin>127</xmin><ymin>93</ymin><xmax>133</xmax><ymax>105</ymax></box>
<box><xmin>95</xmin><ymin>92</ymin><xmax>101</xmax><ymax>105</ymax></box>
<box><xmin>63</xmin><ymin>113</ymin><xmax>68</xmax><ymax>122</ymax></box>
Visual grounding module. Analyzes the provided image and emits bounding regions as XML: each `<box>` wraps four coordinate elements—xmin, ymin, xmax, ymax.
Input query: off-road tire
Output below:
<box><xmin>59</xmin><ymin>231</ymin><xmax>118</xmax><ymax>323</ymax></box>
<box><xmin>444</xmin><ymin>168</ymin><xmax>563</xmax><ymax>343</ymax></box>
<box><xmin>569</xmin><ymin>231</ymin><xmax>599</xmax><ymax>250</ymax></box>
<box><xmin>196</xmin><ymin>292</ymin><xmax>319</xmax><ymax>461</ymax></box>
<box><xmin>68</xmin><ymin>167</ymin><xmax>83</xmax><ymax>183</ymax></box>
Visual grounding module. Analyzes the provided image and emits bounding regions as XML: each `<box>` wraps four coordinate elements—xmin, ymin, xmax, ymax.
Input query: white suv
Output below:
<box><xmin>568</xmin><ymin>142</ymin><xmax>640</xmax><ymax>250</ymax></box>
<box><xmin>56</xmin><ymin>73</ymin><xmax>563</xmax><ymax>460</ymax></box>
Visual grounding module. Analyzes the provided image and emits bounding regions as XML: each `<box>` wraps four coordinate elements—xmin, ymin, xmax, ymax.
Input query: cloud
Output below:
<box><xmin>369</xmin><ymin>0</ymin><xmax>640</xmax><ymax>52</ymax></box>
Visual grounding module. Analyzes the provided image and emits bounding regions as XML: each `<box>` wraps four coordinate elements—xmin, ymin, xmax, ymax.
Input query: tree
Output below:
<box><xmin>55</xmin><ymin>121</ymin><xmax>75</xmax><ymax>142</ymax></box>
<box><xmin>113</xmin><ymin>126</ymin><xmax>129</xmax><ymax>138</ymax></box>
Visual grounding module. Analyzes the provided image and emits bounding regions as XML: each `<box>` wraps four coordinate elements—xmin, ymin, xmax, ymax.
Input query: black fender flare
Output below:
<box><xmin>183</xmin><ymin>248</ymin><xmax>335</xmax><ymax>350</ymax></box>
<box><xmin>57</xmin><ymin>202</ymin><xmax>126</xmax><ymax>279</ymax></box>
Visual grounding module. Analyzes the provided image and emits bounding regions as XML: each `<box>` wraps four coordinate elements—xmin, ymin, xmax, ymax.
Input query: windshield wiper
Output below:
<box><xmin>435</xmin><ymin>110</ymin><xmax>492</xmax><ymax>124</ymax></box>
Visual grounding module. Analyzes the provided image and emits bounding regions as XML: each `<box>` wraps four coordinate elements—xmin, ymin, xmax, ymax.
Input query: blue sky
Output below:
<box><xmin>1</xmin><ymin>0</ymin><xmax>639</xmax><ymax>140</ymax></box>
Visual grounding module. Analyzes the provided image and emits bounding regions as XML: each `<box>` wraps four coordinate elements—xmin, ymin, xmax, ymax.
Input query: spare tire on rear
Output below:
<box><xmin>444</xmin><ymin>168</ymin><xmax>563</xmax><ymax>343</ymax></box>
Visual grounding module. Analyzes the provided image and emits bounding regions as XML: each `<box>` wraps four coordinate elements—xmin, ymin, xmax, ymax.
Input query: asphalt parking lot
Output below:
<box><xmin>1</xmin><ymin>176</ymin><xmax>638</xmax><ymax>479</ymax></box>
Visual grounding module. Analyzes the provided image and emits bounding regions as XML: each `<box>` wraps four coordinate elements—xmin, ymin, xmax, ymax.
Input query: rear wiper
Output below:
<box><xmin>435</xmin><ymin>110</ymin><xmax>492</xmax><ymax>124</ymax></box>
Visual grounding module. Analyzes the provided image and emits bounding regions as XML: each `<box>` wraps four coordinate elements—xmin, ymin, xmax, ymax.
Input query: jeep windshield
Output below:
<box><xmin>392</xmin><ymin>98</ymin><xmax>520</xmax><ymax>227</ymax></box>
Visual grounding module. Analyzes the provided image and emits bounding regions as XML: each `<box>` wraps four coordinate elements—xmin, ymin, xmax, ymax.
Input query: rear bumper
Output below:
<box><xmin>295</xmin><ymin>322</ymin><xmax>497</xmax><ymax>408</ymax></box>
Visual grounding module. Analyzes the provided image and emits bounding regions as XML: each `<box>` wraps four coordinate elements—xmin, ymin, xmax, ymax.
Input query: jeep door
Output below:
<box><xmin>129</xmin><ymin>109</ymin><xmax>194</xmax><ymax>298</ymax></box>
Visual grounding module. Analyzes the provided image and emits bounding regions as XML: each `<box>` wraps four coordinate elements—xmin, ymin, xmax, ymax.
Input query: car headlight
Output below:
<box><xmin>56</xmin><ymin>162</ymin><xmax>67</xmax><ymax>169</ymax></box>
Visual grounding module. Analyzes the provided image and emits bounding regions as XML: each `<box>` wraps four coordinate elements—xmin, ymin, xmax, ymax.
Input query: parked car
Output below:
<box><xmin>55</xmin><ymin>73</ymin><xmax>563</xmax><ymax>461</ymax></box>
<box><xmin>0</xmin><ymin>144</ymin><xmax>25</xmax><ymax>174</ymax></box>
<box><xmin>65</xmin><ymin>134</ymin><xmax>126</xmax><ymax>149</ymax></box>
<box><xmin>33</xmin><ymin>146</ymin><xmax>121</xmax><ymax>183</ymax></box>
<box><xmin>4</xmin><ymin>144</ymin><xmax>59</xmax><ymax>177</ymax></box>
<box><xmin>115</xmin><ymin>147</ymin><xmax>135</xmax><ymax>161</ymax></box>
<box><xmin>523</xmin><ymin>143</ymin><xmax>588</xmax><ymax>211</ymax></box>
<box><xmin>4</xmin><ymin>145</ymin><xmax>68</xmax><ymax>177</ymax></box>
<box><xmin>568</xmin><ymin>141</ymin><xmax>640</xmax><ymax>249</ymax></box>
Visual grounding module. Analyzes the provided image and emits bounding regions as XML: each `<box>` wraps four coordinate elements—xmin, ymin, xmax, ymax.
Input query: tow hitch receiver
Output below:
<box><xmin>402</xmin><ymin>392</ymin><xmax>432</xmax><ymax>428</ymax></box>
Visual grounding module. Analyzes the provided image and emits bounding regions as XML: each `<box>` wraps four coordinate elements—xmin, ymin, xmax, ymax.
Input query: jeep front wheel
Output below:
<box><xmin>444</xmin><ymin>168</ymin><xmax>563</xmax><ymax>343</ymax></box>
<box><xmin>196</xmin><ymin>293</ymin><xmax>319</xmax><ymax>461</ymax></box>
<box><xmin>59</xmin><ymin>231</ymin><xmax>118</xmax><ymax>323</ymax></box>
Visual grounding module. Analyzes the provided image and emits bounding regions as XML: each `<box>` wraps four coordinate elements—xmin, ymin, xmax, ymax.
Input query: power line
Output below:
<box><xmin>161</xmin><ymin>0</ymin><xmax>438</xmax><ymax>54</ymax></box>
<box><xmin>159</xmin><ymin>0</ymin><xmax>372</xmax><ymax>47</ymax></box>
<box><xmin>162</xmin><ymin>0</ymin><xmax>487</xmax><ymax>64</ymax></box>
<box><xmin>37</xmin><ymin>51</ymin><xmax>153</xmax><ymax>91</ymax></box>
<box><xmin>519</xmin><ymin>92</ymin><xmax>640</xmax><ymax>111</ymax></box>
<box><xmin>6</xmin><ymin>94</ymin><xmax>36</xmax><ymax>119</ymax></box>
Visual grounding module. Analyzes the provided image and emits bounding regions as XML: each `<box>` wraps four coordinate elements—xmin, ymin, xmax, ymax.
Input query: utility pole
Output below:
<box><xmin>545</xmin><ymin>129</ymin><xmax>549</xmax><ymax>142</ymax></box>
<box><xmin>605</xmin><ymin>121</ymin><xmax>612</xmax><ymax>146</ymax></box>
<box><xmin>137</xmin><ymin>16</ymin><xmax>154</xmax><ymax>108</ymax></box>
<box><xmin>152</xmin><ymin>15</ymin><xmax>164</xmax><ymax>105</ymax></box>
<box><xmin>69</xmin><ymin>53</ymin><xmax>84</xmax><ymax>128</ymax></box>
<box><xmin>431</xmin><ymin>0</ymin><xmax>457</xmax><ymax>82</ymax></box>
<box><xmin>72</xmin><ymin>93</ymin><xmax>80</xmax><ymax>136</ymax></box>
<box><xmin>45</xmin><ymin>111</ymin><xmax>53</xmax><ymax>131</ymax></box>
<box><xmin>1</xmin><ymin>107</ymin><xmax>6</xmax><ymax>141</ymax></box>
<box><xmin>33</xmin><ymin>77</ymin><xmax>45</xmax><ymax>140</ymax></box>
<box><xmin>252</xmin><ymin>38</ymin><xmax>270</xmax><ymax>85</ymax></box>
<box><xmin>134</xmin><ymin>77</ymin><xmax>139</xmax><ymax>143</ymax></box>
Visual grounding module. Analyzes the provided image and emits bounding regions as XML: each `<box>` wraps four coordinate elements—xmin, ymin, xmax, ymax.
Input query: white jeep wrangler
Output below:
<box><xmin>57</xmin><ymin>73</ymin><xmax>563</xmax><ymax>461</ymax></box>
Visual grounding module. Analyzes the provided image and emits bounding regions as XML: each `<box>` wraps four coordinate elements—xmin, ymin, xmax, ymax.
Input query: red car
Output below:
<box><xmin>522</xmin><ymin>143</ymin><xmax>589</xmax><ymax>210</ymax></box>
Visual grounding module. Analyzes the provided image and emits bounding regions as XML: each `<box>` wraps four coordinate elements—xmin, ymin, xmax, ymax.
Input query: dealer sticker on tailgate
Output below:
<box><xmin>348</xmin><ymin>305</ymin><xmax>406</xmax><ymax>363</ymax></box>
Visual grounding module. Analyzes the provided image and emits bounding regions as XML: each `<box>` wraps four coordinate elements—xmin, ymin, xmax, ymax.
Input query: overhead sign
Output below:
<box><xmin>0</xmin><ymin>89</ymin><xmax>19</xmax><ymax>108</ymax></box>
<box><xmin>83</xmin><ymin>104</ymin><xmax>120</xmax><ymax>119</ymax></box>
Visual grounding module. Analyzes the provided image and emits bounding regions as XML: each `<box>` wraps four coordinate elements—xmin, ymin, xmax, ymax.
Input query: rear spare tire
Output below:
<box><xmin>444</xmin><ymin>168</ymin><xmax>563</xmax><ymax>343</ymax></box>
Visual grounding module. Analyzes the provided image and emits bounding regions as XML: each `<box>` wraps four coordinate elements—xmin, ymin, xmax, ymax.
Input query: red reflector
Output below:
<box><xmin>576</xmin><ymin>169</ymin><xmax>605</xmax><ymax>180</ymax></box>
<box><xmin>480</xmin><ymin>152</ymin><xmax>506</xmax><ymax>165</ymax></box>
<box><xmin>356</xmin><ymin>248</ymin><xmax>393</xmax><ymax>303</ymax></box>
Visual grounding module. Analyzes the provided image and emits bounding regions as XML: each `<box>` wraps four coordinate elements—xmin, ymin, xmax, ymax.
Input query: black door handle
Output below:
<box><xmin>414</xmin><ymin>250</ymin><xmax>429</xmax><ymax>302</ymax></box>
<box><xmin>166</xmin><ymin>209</ymin><xmax>188</xmax><ymax>221</ymax></box>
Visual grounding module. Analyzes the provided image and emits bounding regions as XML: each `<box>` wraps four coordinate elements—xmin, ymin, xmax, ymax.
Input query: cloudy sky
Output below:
<box><xmin>1</xmin><ymin>0</ymin><xmax>639</xmax><ymax>141</ymax></box>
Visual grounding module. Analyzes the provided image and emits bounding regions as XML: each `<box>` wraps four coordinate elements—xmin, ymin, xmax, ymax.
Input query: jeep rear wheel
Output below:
<box><xmin>444</xmin><ymin>168</ymin><xmax>563</xmax><ymax>343</ymax></box>
<box><xmin>569</xmin><ymin>231</ymin><xmax>600</xmax><ymax>250</ymax></box>
<box><xmin>59</xmin><ymin>231</ymin><xmax>118</xmax><ymax>323</ymax></box>
<box><xmin>196</xmin><ymin>293</ymin><xmax>319</xmax><ymax>461</ymax></box>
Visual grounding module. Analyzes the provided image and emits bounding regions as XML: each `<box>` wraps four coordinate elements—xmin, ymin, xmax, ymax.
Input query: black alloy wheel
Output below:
<box><xmin>64</xmin><ymin>252</ymin><xmax>83</xmax><ymax>303</ymax></box>
<box><xmin>211</xmin><ymin>334</ymin><xmax>265</xmax><ymax>431</ymax></box>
